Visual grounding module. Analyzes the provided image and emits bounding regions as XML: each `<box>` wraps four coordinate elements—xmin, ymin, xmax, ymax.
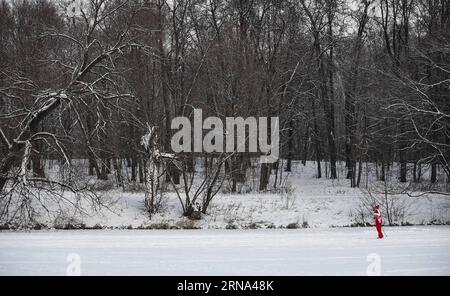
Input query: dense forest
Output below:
<box><xmin>0</xmin><ymin>0</ymin><xmax>449</xmax><ymax>222</ymax></box>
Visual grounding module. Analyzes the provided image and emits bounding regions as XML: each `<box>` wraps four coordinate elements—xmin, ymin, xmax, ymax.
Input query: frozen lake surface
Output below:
<box><xmin>1</xmin><ymin>226</ymin><xmax>449</xmax><ymax>276</ymax></box>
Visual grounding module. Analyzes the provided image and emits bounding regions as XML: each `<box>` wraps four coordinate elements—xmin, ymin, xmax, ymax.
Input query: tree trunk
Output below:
<box><xmin>417</xmin><ymin>162</ymin><xmax>422</xmax><ymax>182</ymax></box>
<box><xmin>431</xmin><ymin>162</ymin><xmax>437</xmax><ymax>183</ymax></box>
<box><xmin>138</xmin><ymin>158</ymin><xmax>144</xmax><ymax>184</ymax></box>
<box><xmin>380</xmin><ymin>159</ymin><xmax>386</xmax><ymax>182</ymax></box>
<box><xmin>325</xmin><ymin>9</ymin><xmax>337</xmax><ymax>179</ymax></box>
<box><xmin>301</xmin><ymin>126</ymin><xmax>309</xmax><ymax>166</ymax></box>
<box><xmin>113</xmin><ymin>158</ymin><xmax>123</xmax><ymax>187</ymax></box>
<box><xmin>131</xmin><ymin>157</ymin><xmax>137</xmax><ymax>182</ymax></box>
<box><xmin>31</xmin><ymin>152</ymin><xmax>45</xmax><ymax>178</ymax></box>
<box><xmin>88</xmin><ymin>157</ymin><xmax>95</xmax><ymax>176</ymax></box>
<box><xmin>100</xmin><ymin>161</ymin><xmax>108</xmax><ymax>180</ymax></box>
<box><xmin>285</xmin><ymin>120</ymin><xmax>293</xmax><ymax>172</ymax></box>
<box><xmin>0</xmin><ymin>147</ymin><xmax>23</xmax><ymax>192</ymax></box>
<box><xmin>356</xmin><ymin>156</ymin><xmax>363</xmax><ymax>187</ymax></box>
<box><xmin>413</xmin><ymin>161</ymin><xmax>417</xmax><ymax>183</ymax></box>
<box><xmin>30</xmin><ymin>123</ymin><xmax>45</xmax><ymax>178</ymax></box>
<box><xmin>259</xmin><ymin>163</ymin><xmax>270</xmax><ymax>191</ymax></box>
<box><xmin>399</xmin><ymin>153</ymin><xmax>407</xmax><ymax>182</ymax></box>
<box><xmin>310</xmin><ymin>93</ymin><xmax>322</xmax><ymax>179</ymax></box>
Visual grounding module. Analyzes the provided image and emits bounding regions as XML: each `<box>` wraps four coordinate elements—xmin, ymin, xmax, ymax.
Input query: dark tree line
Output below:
<box><xmin>0</xmin><ymin>0</ymin><xmax>449</xmax><ymax>213</ymax></box>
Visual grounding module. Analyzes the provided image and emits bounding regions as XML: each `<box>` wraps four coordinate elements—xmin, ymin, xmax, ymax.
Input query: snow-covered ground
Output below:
<box><xmin>2</xmin><ymin>161</ymin><xmax>450</xmax><ymax>229</ymax></box>
<box><xmin>52</xmin><ymin>162</ymin><xmax>450</xmax><ymax>228</ymax></box>
<box><xmin>1</xmin><ymin>226</ymin><xmax>449</xmax><ymax>276</ymax></box>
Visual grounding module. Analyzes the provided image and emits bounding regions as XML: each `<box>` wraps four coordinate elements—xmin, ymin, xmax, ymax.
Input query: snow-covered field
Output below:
<box><xmin>1</xmin><ymin>226</ymin><xmax>449</xmax><ymax>276</ymax></box>
<box><xmin>2</xmin><ymin>161</ymin><xmax>449</xmax><ymax>229</ymax></box>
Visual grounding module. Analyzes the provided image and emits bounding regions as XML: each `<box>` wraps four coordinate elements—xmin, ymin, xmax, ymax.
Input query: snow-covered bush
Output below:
<box><xmin>279</xmin><ymin>181</ymin><xmax>296</xmax><ymax>210</ymax></box>
<box><xmin>359</xmin><ymin>179</ymin><xmax>415</xmax><ymax>225</ymax></box>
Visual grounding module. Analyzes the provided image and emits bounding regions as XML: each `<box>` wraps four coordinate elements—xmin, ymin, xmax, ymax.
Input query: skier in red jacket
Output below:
<box><xmin>374</xmin><ymin>205</ymin><xmax>383</xmax><ymax>239</ymax></box>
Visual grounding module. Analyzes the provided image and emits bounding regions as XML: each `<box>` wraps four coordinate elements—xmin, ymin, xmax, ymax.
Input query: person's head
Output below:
<box><xmin>375</xmin><ymin>205</ymin><xmax>379</xmax><ymax>209</ymax></box>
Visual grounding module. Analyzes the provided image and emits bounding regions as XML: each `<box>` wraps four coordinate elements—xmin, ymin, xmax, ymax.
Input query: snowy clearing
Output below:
<box><xmin>1</xmin><ymin>226</ymin><xmax>450</xmax><ymax>276</ymax></box>
<box><xmin>3</xmin><ymin>161</ymin><xmax>449</xmax><ymax>229</ymax></box>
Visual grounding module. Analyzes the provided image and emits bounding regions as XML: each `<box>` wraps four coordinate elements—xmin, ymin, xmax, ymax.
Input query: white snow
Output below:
<box><xmin>1</xmin><ymin>226</ymin><xmax>450</xmax><ymax>276</ymax></box>
<box><xmin>3</xmin><ymin>161</ymin><xmax>449</xmax><ymax>229</ymax></box>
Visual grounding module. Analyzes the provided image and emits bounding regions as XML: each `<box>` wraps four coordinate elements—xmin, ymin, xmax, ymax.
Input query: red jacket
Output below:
<box><xmin>374</xmin><ymin>208</ymin><xmax>382</xmax><ymax>224</ymax></box>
